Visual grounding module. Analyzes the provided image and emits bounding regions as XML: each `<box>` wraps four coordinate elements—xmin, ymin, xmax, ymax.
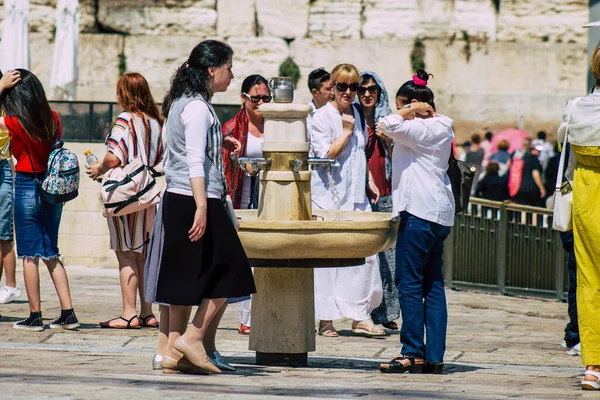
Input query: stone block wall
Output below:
<box><xmin>0</xmin><ymin>0</ymin><xmax>590</xmax><ymax>138</ymax></box>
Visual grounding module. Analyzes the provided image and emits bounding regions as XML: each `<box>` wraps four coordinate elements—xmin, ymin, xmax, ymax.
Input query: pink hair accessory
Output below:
<box><xmin>412</xmin><ymin>75</ymin><xmax>427</xmax><ymax>87</ymax></box>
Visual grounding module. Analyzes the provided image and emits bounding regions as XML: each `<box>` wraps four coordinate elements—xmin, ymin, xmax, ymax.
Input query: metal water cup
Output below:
<box><xmin>268</xmin><ymin>77</ymin><xmax>294</xmax><ymax>103</ymax></box>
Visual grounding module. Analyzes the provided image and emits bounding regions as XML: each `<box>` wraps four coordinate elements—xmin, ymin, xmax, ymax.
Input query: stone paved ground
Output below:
<box><xmin>0</xmin><ymin>266</ymin><xmax>592</xmax><ymax>399</ymax></box>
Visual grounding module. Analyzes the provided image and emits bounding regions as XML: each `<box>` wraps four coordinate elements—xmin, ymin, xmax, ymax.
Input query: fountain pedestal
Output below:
<box><xmin>247</xmin><ymin>104</ymin><xmax>315</xmax><ymax>366</ymax></box>
<box><xmin>250</xmin><ymin>267</ymin><xmax>314</xmax><ymax>366</ymax></box>
<box><xmin>239</xmin><ymin>104</ymin><xmax>398</xmax><ymax>367</ymax></box>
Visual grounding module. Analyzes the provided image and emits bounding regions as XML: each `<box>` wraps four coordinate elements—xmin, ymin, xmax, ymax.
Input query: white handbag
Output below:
<box><xmin>549</xmin><ymin>98</ymin><xmax>579</xmax><ymax>232</ymax></box>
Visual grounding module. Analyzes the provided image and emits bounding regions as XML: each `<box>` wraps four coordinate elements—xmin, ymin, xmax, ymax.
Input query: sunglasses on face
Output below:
<box><xmin>357</xmin><ymin>85</ymin><xmax>379</xmax><ymax>96</ymax></box>
<box><xmin>243</xmin><ymin>92</ymin><xmax>272</xmax><ymax>103</ymax></box>
<box><xmin>335</xmin><ymin>82</ymin><xmax>360</xmax><ymax>93</ymax></box>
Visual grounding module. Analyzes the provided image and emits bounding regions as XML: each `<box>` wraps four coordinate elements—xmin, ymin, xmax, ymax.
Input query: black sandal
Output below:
<box><xmin>379</xmin><ymin>356</ymin><xmax>423</xmax><ymax>373</ymax></box>
<box><xmin>139</xmin><ymin>314</ymin><xmax>159</xmax><ymax>328</ymax></box>
<box><xmin>382</xmin><ymin>321</ymin><xmax>399</xmax><ymax>330</ymax></box>
<box><xmin>422</xmin><ymin>362</ymin><xmax>444</xmax><ymax>374</ymax></box>
<box><xmin>99</xmin><ymin>315</ymin><xmax>141</xmax><ymax>329</ymax></box>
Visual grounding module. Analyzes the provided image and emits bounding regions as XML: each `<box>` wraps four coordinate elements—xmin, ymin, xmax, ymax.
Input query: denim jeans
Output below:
<box><xmin>14</xmin><ymin>172</ymin><xmax>63</xmax><ymax>259</ymax></box>
<box><xmin>559</xmin><ymin>231</ymin><xmax>579</xmax><ymax>347</ymax></box>
<box><xmin>395</xmin><ymin>211</ymin><xmax>451</xmax><ymax>364</ymax></box>
<box><xmin>0</xmin><ymin>160</ymin><xmax>14</xmax><ymax>241</ymax></box>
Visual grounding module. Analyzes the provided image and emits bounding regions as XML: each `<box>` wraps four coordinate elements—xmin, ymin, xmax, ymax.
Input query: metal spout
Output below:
<box><xmin>307</xmin><ymin>158</ymin><xmax>335</xmax><ymax>172</ymax></box>
<box><xmin>289</xmin><ymin>159</ymin><xmax>303</xmax><ymax>173</ymax></box>
<box><xmin>238</xmin><ymin>157</ymin><xmax>272</xmax><ymax>174</ymax></box>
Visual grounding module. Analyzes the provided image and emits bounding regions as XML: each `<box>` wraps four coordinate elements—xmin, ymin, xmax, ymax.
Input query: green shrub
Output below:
<box><xmin>279</xmin><ymin>57</ymin><xmax>301</xmax><ymax>87</ymax></box>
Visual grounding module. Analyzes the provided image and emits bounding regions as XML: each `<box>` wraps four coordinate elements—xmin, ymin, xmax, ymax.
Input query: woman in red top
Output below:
<box><xmin>0</xmin><ymin>69</ymin><xmax>79</xmax><ymax>331</ymax></box>
<box><xmin>356</xmin><ymin>71</ymin><xmax>400</xmax><ymax>331</ymax></box>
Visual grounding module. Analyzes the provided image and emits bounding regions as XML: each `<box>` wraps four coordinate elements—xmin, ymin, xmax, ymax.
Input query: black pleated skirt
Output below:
<box><xmin>155</xmin><ymin>192</ymin><xmax>256</xmax><ymax>306</ymax></box>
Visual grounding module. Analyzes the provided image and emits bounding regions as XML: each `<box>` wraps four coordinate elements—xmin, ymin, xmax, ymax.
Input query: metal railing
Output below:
<box><xmin>443</xmin><ymin>198</ymin><xmax>568</xmax><ymax>300</ymax></box>
<box><xmin>49</xmin><ymin>101</ymin><xmax>242</xmax><ymax>143</ymax></box>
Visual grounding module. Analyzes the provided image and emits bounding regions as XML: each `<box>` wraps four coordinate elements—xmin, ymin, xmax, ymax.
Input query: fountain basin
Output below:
<box><xmin>236</xmin><ymin>210</ymin><xmax>399</xmax><ymax>261</ymax></box>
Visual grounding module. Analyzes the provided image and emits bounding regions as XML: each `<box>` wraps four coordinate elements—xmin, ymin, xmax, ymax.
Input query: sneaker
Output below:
<box><xmin>566</xmin><ymin>343</ymin><xmax>581</xmax><ymax>356</ymax></box>
<box><xmin>0</xmin><ymin>285</ymin><xmax>21</xmax><ymax>304</ymax></box>
<box><xmin>561</xmin><ymin>340</ymin><xmax>568</xmax><ymax>349</ymax></box>
<box><xmin>13</xmin><ymin>313</ymin><xmax>44</xmax><ymax>331</ymax></box>
<box><xmin>49</xmin><ymin>309</ymin><xmax>80</xmax><ymax>330</ymax></box>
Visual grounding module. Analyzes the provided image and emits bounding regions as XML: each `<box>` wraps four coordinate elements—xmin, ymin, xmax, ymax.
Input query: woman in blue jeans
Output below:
<box><xmin>0</xmin><ymin>70</ymin><xmax>79</xmax><ymax>331</ymax></box>
<box><xmin>377</xmin><ymin>69</ymin><xmax>455</xmax><ymax>374</ymax></box>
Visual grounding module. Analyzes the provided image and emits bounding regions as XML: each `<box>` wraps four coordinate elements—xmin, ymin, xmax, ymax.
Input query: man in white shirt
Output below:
<box><xmin>306</xmin><ymin>68</ymin><xmax>333</xmax><ymax>133</ymax></box>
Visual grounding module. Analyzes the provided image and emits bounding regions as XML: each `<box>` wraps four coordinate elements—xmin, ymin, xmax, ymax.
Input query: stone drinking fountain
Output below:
<box><xmin>235</xmin><ymin>102</ymin><xmax>399</xmax><ymax>367</ymax></box>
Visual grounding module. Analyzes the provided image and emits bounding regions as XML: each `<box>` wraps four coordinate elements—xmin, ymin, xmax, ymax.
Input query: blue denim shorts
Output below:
<box><xmin>0</xmin><ymin>160</ymin><xmax>14</xmax><ymax>241</ymax></box>
<box><xmin>14</xmin><ymin>172</ymin><xmax>63</xmax><ymax>260</ymax></box>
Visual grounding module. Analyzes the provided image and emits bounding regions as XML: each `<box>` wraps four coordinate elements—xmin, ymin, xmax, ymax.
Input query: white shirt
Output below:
<box><xmin>379</xmin><ymin>114</ymin><xmax>455</xmax><ymax>226</ymax></box>
<box><xmin>167</xmin><ymin>100</ymin><xmax>221</xmax><ymax>199</ymax></box>
<box><xmin>306</xmin><ymin>100</ymin><xmax>317</xmax><ymax>134</ymax></box>
<box><xmin>309</xmin><ymin>102</ymin><xmax>368</xmax><ymax>210</ymax></box>
<box><xmin>240</xmin><ymin>132</ymin><xmax>264</xmax><ymax>209</ymax></box>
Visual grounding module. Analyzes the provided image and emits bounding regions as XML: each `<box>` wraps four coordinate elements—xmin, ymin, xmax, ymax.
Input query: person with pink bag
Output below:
<box><xmin>87</xmin><ymin>73</ymin><xmax>164</xmax><ymax>329</ymax></box>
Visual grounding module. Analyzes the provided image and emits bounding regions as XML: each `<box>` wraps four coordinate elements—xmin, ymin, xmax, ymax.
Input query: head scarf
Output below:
<box><xmin>354</xmin><ymin>70</ymin><xmax>392</xmax><ymax>122</ymax></box>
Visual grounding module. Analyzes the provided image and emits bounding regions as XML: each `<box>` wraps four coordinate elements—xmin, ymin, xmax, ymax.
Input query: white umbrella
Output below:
<box><xmin>0</xmin><ymin>0</ymin><xmax>30</xmax><ymax>73</ymax></box>
<box><xmin>50</xmin><ymin>0</ymin><xmax>79</xmax><ymax>100</ymax></box>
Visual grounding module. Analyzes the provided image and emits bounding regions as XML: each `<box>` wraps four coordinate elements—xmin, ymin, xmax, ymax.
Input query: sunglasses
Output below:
<box><xmin>334</xmin><ymin>82</ymin><xmax>360</xmax><ymax>93</ymax></box>
<box><xmin>243</xmin><ymin>93</ymin><xmax>272</xmax><ymax>103</ymax></box>
<box><xmin>357</xmin><ymin>85</ymin><xmax>379</xmax><ymax>96</ymax></box>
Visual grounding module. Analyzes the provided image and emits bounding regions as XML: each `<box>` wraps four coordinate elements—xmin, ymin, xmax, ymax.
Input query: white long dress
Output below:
<box><xmin>309</xmin><ymin>103</ymin><xmax>383</xmax><ymax>321</ymax></box>
<box><xmin>238</xmin><ymin>132</ymin><xmax>263</xmax><ymax>327</ymax></box>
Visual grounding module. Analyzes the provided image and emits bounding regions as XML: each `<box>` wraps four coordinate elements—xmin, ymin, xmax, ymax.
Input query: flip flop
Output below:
<box><xmin>99</xmin><ymin>315</ymin><xmax>141</xmax><ymax>329</ymax></box>
<box><xmin>139</xmin><ymin>314</ymin><xmax>159</xmax><ymax>328</ymax></box>
<box><xmin>351</xmin><ymin>320</ymin><xmax>386</xmax><ymax>337</ymax></box>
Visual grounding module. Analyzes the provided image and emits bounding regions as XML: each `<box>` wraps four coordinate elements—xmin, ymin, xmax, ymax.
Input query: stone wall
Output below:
<box><xmin>0</xmin><ymin>0</ymin><xmax>591</xmax><ymax>140</ymax></box>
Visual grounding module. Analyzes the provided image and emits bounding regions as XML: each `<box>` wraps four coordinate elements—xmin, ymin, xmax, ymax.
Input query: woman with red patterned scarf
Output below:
<box><xmin>222</xmin><ymin>74</ymin><xmax>271</xmax><ymax>335</ymax></box>
<box><xmin>223</xmin><ymin>75</ymin><xmax>271</xmax><ymax>210</ymax></box>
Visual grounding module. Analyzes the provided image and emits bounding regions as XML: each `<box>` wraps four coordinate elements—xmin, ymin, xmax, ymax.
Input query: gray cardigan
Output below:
<box><xmin>164</xmin><ymin>94</ymin><xmax>226</xmax><ymax>198</ymax></box>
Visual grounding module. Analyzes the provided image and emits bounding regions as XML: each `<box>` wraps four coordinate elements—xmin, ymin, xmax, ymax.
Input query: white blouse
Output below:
<box><xmin>308</xmin><ymin>102</ymin><xmax>369</xmax><ymax>210</ymax></box>
<box><xmin>379</xmin><ymin>113</ymin><xmax>455</xmax><ymax>227</ymax></box>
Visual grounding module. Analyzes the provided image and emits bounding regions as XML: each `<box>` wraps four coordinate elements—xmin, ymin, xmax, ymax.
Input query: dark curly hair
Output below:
<box><xmin>0</xmin><ymin>69</ymin><xmax>55</xmax><ymax>142</ymax></box>
<box><xmin>162</xmin><ymin>40</ymin><xmax>234</xmax><ymax>117</ymax></box>
<box><xmin>395</xmin><ymin>69</ymin><xmax>436</xmax><ymax>111</ymax></box>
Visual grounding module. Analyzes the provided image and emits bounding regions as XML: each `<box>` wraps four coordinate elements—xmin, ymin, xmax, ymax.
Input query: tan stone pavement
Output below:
<box><xmin>0</xmin><ymin>266</ymin><xmax>592</xmax><ymax>399</ymax></box>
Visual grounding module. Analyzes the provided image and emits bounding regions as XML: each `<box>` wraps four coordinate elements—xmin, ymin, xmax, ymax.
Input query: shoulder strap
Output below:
<box><xmin>128</xmin><ymin>113</ymin><xmax>149</xmax><ymax>166</ymax></box>
<box><xmin>352</xmin><ymin>103</ymin><xmax>366</xmax><ymax>132</ymax></box>
<box><xmin>555</xmin><ymin>98</ymin><xmax>579</xmax><ymax>190</ymax></box>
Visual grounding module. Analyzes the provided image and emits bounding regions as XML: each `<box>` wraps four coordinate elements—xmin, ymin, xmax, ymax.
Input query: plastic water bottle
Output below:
<box><xmin>84</xmin><ymin>150</ymin><xmax>99</xmax><ymax>167</ymax></box>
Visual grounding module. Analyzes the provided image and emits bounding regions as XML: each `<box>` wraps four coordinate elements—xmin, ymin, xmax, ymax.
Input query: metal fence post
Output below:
<box><xmin>443</xmin><ymin>227</ymin><xmax>454</xmax><ymax>289</ymax></box>
<box><xmin>496</xmin><ymin>202</ymin><xmax>507</xmax><ymax>295</ymax></box>
<box><xmin>554</xmin><ymin>231</ymin><xmax>565</xmax><ymax>301</ymax></box>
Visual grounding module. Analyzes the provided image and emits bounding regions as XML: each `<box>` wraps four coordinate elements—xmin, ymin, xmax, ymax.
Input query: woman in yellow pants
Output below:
<box><xmin>557</xmin><ymin>45</ymin><xmax>600</xmax><ymax>391</ymax></box>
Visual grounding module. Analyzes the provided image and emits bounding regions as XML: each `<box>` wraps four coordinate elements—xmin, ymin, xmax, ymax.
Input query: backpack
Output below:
<box><xmin>24</xmin><ymin>127</ymin><xmax>80</xmax><ymax>204</ymax></box>
<box><xmin>39</xmin><ymin>140</ymin><xmax>80</xmax><ymax>204</ymax></box>
<box><xmin>101</xmin><ymin>114</ymin><xmax>161</xmax><ymax>218</ymax></box>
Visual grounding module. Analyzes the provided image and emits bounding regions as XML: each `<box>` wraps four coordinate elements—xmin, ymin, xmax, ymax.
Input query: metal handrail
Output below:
<box><xmin>445</xmin><ymin>197</ymin><xmax>567</xmax><ymax>300</ymax></box>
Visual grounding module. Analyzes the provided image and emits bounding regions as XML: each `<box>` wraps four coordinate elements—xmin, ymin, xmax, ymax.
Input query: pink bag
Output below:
<box><xmin>101</xmin><ymin>116</ymin><xmax>161</xmax><ymax>218</ymax></box>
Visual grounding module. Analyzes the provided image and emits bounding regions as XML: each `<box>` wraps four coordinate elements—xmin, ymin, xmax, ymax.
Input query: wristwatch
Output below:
<box><xmin>387</xmin><ymin>141</ymin><xmax>395</xmax><ymax>149</ymax></box>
